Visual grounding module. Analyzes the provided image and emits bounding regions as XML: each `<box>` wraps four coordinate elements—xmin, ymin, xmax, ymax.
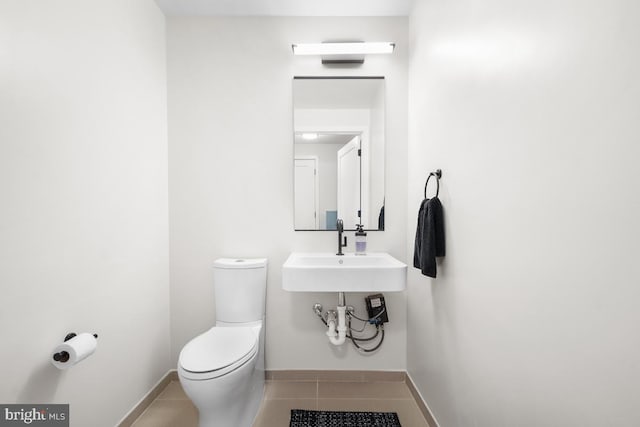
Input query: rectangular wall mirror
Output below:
<box><xmin>293</xmin><ymin>77</ymin><xmax>385</xmax><ymax>231</ymax></box>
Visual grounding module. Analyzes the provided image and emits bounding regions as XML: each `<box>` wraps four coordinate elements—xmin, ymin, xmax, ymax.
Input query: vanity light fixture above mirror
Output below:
<box><xmin>292</xmin><ymin>42</ymin><xmax>395</xmax><ymax>56</ymax></box>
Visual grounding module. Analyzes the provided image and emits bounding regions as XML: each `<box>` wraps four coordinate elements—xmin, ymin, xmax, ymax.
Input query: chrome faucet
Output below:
<box><xmin>336</xmin><ymin>219</ymin><xmax>347</xmax><ymax>256</ymax></box>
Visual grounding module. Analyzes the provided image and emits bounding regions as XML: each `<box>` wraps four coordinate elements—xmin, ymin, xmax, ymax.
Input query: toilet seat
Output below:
<box><xmin>179</xmin><ymin>327</ymin><xmax>258</xmax><ymax>381</ymax></box>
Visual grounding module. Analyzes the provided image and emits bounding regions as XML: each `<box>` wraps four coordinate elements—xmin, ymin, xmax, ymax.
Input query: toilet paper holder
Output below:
<box><xmin>52</xmin><ymin>332</ymin><xmax>98</xmax><ymax>363</ymax></box>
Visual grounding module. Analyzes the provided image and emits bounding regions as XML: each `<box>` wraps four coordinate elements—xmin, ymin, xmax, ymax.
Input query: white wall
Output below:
<box><xmin>407</xmin><ymin>0</ymin><xmax>640</xmax><ymax>425</ymax></box>
<box><xmin>168</xmin><ymin>17</ymin><xmax>408</xmax><ymax>370</ymax></box>
<box><xmin>0</xmin><ymin>2</ymin><xmax>170</xmax><ymax>426</ymax></box>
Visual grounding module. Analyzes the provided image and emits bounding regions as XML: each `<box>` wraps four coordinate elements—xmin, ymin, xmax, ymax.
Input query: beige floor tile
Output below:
<box><xmin>156</xmin><ymin>381</ymin><xmax>189</xmax><ymax>400</ymax></box>
<box><xmin>130</xmin><ymin>400</ymin><xmax>198</xmax><ymax>427</ymax></box>
<box><xmin>316</xmin><ymin>399</ymin><xmax>430</xmax><ymax>427</ymax></box>
<box><xmin>253</xmin><ymin>399</ymin><xmax>317</xmax><ymax>427</ymax></box>
<box><xmin>265</xmin><ymin>381</ymin><xmax>317</xmax><ymax>399</ymax></box>
<box><xmin>129</xmin><ymin>374</ymin><xmax>431</xmax><ymax>427</ymax></box>
<box><xmin>318</xmin><ymin>381</ymin><xmax>412</xmax><ymax>399</ymax></box>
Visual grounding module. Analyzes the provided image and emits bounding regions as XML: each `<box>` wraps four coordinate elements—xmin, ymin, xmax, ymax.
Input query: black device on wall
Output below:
<box><xmin>365</xmin><ymin>294</ymin><xmax>389</xmax><ymax>323</ymax></box>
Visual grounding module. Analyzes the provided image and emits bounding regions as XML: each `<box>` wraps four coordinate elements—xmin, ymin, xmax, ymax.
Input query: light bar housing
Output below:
<box><xmin>292</xmin><ymin>42</ymin><xmax>395</xmax><ymax>56</ymax></box>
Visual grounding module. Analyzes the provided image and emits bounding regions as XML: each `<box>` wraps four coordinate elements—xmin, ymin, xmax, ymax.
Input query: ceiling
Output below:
<box><xmin>154</xmin><ymin>0</ymin><xmax>412</xmax><ymax>16</ymax></box>
<box><xmin>294</xmin><ymin>133</ymin><xmax>357</xmax><ymax>145</ymax></box>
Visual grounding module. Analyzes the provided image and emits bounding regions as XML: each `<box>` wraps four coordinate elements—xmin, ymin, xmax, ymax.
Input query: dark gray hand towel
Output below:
<box><xmin>413</xmin><ymin>197</ymin><xmax>445</xmax><ymax>278</ymax></box>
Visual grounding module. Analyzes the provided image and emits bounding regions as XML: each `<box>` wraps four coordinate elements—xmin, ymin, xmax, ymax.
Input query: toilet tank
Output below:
<box><xmin>213</xmin><ymin>258</ymin><xmax>267</xmax><ymax>323</ymax></box>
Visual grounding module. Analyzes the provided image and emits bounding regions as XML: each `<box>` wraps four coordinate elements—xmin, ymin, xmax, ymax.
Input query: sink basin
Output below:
<box><xmin>282</xmin><ymin>252</ymin><xmax>407</xmax><ymax>292</ymax></box>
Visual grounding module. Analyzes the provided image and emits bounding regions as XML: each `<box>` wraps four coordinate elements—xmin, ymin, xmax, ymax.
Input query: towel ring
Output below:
<box><xmin>424</xmin><ymin>169</ymin><xmax>442</xmax><ymax>198</ymax></box>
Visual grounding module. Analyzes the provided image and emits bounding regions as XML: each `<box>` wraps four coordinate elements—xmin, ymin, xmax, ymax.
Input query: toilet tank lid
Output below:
<box><xmin>214</xmin><ymin>258</ymin><xmax>268</xmax><ymax>269</ymax></box>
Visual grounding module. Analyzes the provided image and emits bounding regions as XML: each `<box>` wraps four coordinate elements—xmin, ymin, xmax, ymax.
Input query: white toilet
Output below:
<box><xmin>178</xmin><ymin>258</ymin><xmax>267</xmax><ymax>427</ymax></box>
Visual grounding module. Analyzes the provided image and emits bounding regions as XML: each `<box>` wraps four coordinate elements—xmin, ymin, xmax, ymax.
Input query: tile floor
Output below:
<box><xmin>131</xmin><ymin>378</ymin><xmax>431</xmax><ymax>427</ymax></box>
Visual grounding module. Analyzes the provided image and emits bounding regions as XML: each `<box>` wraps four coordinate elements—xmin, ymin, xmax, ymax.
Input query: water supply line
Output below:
<box><xmin>314</xmin><ymin>293</ymin><xmax>385</xmax><ymax>351</ymax></box>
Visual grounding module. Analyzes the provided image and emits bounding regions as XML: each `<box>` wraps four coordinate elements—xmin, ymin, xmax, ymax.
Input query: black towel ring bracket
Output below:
<box><xmin>424</xmin><ymin>169</ymin><xmax>442</xmax><ymax>198</ymax></box>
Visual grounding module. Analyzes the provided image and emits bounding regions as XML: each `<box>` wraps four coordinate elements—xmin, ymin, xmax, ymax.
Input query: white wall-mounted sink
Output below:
<box><xmin>282</xmin><ymin>252</ymin><xmax>407</xmax><ymax>292</ymax></box>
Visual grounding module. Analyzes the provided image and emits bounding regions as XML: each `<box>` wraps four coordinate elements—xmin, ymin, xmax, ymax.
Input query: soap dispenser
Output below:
<box><xmin>355</xmin><ymin>225</ymin><xmax>367</xmax><ymax>255</ymax></box>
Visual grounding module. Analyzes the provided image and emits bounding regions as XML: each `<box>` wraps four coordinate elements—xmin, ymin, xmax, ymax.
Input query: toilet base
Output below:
<box><xmin>179</xmin><ymin>353</ymin><xmax>264</xmax><ymax>427</ymax></box>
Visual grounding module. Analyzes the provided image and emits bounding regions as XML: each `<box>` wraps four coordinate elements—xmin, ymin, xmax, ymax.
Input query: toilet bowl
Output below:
<box><xmin>178</xmin><ymin>258</ymin><xmax>267</xmax><ymax>427</ymax></box>
<box><xmin>178</xmin><ymin>323</ymin><xmax>264</xmax><ymax>427</ymax></box>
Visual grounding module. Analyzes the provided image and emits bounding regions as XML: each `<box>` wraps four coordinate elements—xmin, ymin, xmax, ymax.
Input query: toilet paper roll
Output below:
<box><xmin>51</xmin><ymin>333</ymin><xmax>97</xmax><ymax>370</ymax></box>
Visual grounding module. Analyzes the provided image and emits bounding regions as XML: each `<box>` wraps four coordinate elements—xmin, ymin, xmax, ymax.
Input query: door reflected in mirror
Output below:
<box><xmin>293</xmin><ymin>77</ymin><xmax>385</xmax><ymax>231</ymax></box>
